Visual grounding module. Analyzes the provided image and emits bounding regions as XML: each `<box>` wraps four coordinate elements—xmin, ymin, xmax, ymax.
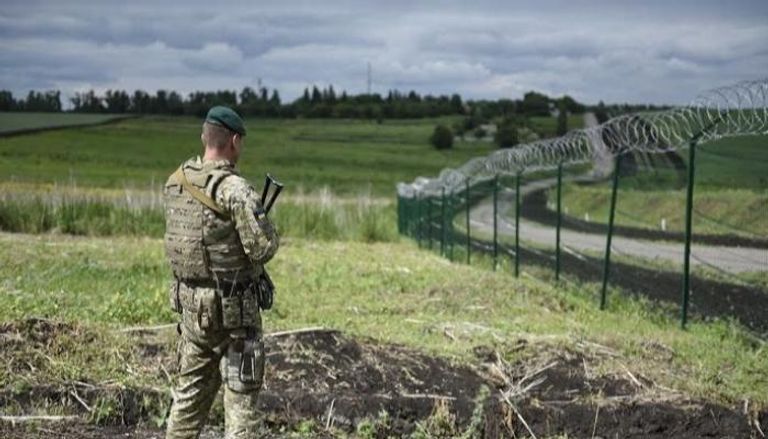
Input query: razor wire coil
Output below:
<box><xmin>398</xmin><ymin>79</ymin><xmax>768</xmax><ymax>198</ymax></box>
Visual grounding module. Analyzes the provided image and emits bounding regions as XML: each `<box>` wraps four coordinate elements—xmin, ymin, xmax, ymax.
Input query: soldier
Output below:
<box><xmin>163</xmin><ymin>106</ymin><xmax>279</xmax><ymax>438</ymax></box>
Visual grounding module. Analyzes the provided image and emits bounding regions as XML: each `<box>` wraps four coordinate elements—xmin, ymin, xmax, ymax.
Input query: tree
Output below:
<box><xmin>556</xmin><ymin>103</ymin><xmax>568</xmax><ymax>136</ymax></box>
<box><xmin>104</xmin><ymin>89</ymin><xmax>130</xmax><ymax>113</ymax></box>
<box><xmin>430</xmin><ymin>124</ymin><xmax>453</xmax><ymax>150</ymax></box>
<box><xmin>495</xmin><ymin>119</ymin><xmax>519</xmax><ymax>148</ymax></box>
<box><xmin>520</xmin><ymin>91</ymin><xmax>550</xmax><ymax>117</ymax></box>
<box><xmin>560</xmin><ymin>95</ymin><xmax>585</xmax><ymax>114</ymax></box>
<box><xmin>269</xmin><ymin>90</ymin><xmax>281</xmax><ymax>105</ymax></box>
<box><xmin>0</xmin><ymin>90</ymin><xmax>15</xmax><ymax>111</ymax></box>
<box><xmin>311</xmin><ymin>86</ymin><xmax>322</xmax><ymax>104</ymax></box>
<box><xmin>450</xmin><ymin>93</ymin><xmax>463</xmax><ymax>114</ymax></box>
<box><xmin>71</xmin><ymin>90</ymin><xmax>104</xmax><ymax>113</ymax></box>
<box><xmin>167</xmin><ymin>91</ymin><xmax>184</xmax><ymax>115</ymax></box>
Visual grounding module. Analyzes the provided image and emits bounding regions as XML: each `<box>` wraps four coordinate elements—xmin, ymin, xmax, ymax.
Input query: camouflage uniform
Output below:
<box><xmin>164</xmin><ymin>156</ymin><xmax>279</xmax><ymax>439</ymax></box>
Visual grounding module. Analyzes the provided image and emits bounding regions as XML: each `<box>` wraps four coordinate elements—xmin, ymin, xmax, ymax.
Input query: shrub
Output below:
<box><xmin>430</xmin><ymin>124</ymin><xmax>454</xmax><ymax>150</ymax></box>
<box><xmin>495</xmin><ymin>120</ymin><xmax>519</xmax><ymax>148</ymax></box>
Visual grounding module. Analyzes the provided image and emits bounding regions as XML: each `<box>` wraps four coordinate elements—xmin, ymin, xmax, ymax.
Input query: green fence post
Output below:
<box><xmin>407</xmin><ymin>196</ymin><xmax>413</xmax><ymax>237</ymax></box>
<box><xmin>678</xmin><ymin>116</ymin><xmax>723</xmax><ymax>328</ymax></box>
<box><xmin>681</xmin><ymin>139</ymin><xmax>698</xmax><ymax>329</ymax></box>
<box><xmin>449</xmin><ymin>189</ymin><xmax>455</xmax><ymax>262</ymax></box>
<box><xmin>493</xmin><ymin>175</ymin><xmax>499</xmax><ymax>271</ymax></box>
<box><xmin>555</xmin><ymin>163</ymin><xmax>563</xmax><ymax>281</ymax></box>
<box><xmin>515</xmin><ymin>172</ymin><xmax>521</xmax><ymax>277</ymax></box>
<box><xmin>441</xmin><ymin>186</ymin><xmax>446</xmax><ymax>257</ymax></box>
<box><xmin>465</xmin><ymin>178</ymin><xmax>471</xmax><ymax>265</ymax></box>
<box><xmin>427</xmin><ymin>195</ymin><xmax>433</xmax><ymax>250</ymax></box>
<box><xmin>416</xmin><ymin>194</ymin><xmax>422</xmax><ymax>247</ymax></box>
<box><xmin>406</xmin><ymin>195</ymin><xmax>411</xmax><ymax>237</ymax></box>
<box><xmin>600</xmin><ymin>154</ymin><xmax>622</xmax><ymax>310</ymax></box>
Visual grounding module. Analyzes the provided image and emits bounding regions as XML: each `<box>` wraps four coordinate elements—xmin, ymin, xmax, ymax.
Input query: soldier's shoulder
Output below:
<box><xmin>165</xmin><ymin>157</ymin><xmax>200</xmax><ymax>186</ymax></box>
<box><xmin>217</xmin><ymin>174</ymin><xmax>257</xmax><ymax>202</ymax></box>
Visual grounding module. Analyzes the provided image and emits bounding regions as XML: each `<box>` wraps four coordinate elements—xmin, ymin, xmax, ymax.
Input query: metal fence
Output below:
<box><xmin>397</xmin><ymin>79</ymin><xmax>768</xmax><ymax>330</ymax></box>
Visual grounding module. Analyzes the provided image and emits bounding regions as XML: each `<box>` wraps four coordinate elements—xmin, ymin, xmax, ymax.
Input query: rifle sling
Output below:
<box><xmin>172</xmin><ymin>167</ymin><xmax>229</xmax><ymax>217</ymax></box>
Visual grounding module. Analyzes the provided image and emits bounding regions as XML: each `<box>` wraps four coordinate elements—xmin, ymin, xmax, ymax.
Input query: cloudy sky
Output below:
<box><xmin>1</xmin><ymin>0</ymin><xmax>767</xmax><ymax>106</ymax></box>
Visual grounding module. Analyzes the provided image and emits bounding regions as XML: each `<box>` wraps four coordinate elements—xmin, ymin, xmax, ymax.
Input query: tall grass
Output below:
<box><xmin>0</xmin><ymin>186</ymin><xmax>398</xmax><ymax>242</ymax></box>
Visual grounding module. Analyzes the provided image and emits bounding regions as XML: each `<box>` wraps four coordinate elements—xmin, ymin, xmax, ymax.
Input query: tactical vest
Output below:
<box><xmin>163</xmin><ymin>159</ymin><xmax>255</xmax><ymax>283</ymax></box>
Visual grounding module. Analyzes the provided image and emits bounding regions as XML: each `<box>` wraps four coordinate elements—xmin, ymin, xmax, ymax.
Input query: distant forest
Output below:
<box><xmin>0</xmin><ymin>87</ymin><xmax>670</xmax><ymax>121</ymax></box>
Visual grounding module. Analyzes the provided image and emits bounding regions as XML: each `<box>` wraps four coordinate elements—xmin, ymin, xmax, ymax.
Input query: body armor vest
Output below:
<box><xmin>164</xmin><ymin>159</ymin><xmax>255</xmax><ymax>283</ymax></box>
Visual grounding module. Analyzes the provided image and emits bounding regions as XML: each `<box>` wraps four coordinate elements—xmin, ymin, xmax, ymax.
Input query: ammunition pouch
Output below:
<box><xmin>255</xmin><ymin>271</ymin><xmax>275</xmax><ymax>311</ymax></box>
<box><xmin>222</xmin><ymin>329</ymin><xmax>264</xmax><ymax>393</ymax></box>
<box><xmin>173</xmin><ymin>279</ymin><xmax>262</xmax><ymax>330</ymax></box>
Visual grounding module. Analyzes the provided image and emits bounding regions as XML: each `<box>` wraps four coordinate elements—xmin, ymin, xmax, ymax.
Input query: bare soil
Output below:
<box><xmin>1</xmin><ymin>320</ymin><xmax>765</xmax><ymax>438</ymax></box>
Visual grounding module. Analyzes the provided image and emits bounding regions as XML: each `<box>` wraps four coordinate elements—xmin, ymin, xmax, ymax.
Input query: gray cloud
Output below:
<box><xmin>0</xmin><ymin>0</ymin><xmax>766</xmax><ymax>105</ymax></box>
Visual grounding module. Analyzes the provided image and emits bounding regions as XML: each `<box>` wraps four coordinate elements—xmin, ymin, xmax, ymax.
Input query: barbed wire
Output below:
<box><xmin>398</xmin><ymin>79</ymin><xmax>768</xmax><ymax>198</ymax></box>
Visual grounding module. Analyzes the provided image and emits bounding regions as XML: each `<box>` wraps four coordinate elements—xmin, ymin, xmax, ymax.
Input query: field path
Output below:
<box><xmin>469</xmin><ymin>113</ymin><xmax>767</xmax><ymax>274</ymax></box>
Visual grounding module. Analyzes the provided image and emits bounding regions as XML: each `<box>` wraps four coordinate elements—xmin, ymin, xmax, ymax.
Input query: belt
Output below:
<box><xmin>177</xmin><ymin>278</ymin><xmax>254</xmax><ymax>296</ymax></box>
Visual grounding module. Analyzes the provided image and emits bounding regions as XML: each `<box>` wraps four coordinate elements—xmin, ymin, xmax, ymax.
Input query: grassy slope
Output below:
<box><xmin>0</xmin><ymin>115</ymin><xmax>496</xmax><ymax>196</ymax></box>
<box><xmin>1</xmin><ymin>232</ymin><xmax>765</xmax><ymax>408</ymax></box>
<box><xmin>0</xmin><ymin>112</ymin><xmax>125</xmax><ymax>133</ymax></box>
<box><xmin>553</xmin><ymin>134</ymin><xmax>768</xmax><ymax>237</ymax></box>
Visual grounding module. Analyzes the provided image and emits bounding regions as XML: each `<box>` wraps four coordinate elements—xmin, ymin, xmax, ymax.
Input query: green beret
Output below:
<box><xmin>205</xmin><ymin>106</ymin><xmax>246</xmax><ymax>136</ymax></box>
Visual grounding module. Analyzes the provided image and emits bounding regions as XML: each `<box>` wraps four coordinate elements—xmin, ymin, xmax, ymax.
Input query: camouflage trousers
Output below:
<box><xmin>166</xmin><ymin>308</ymin><xmax>265</xmax><ymax>439</ymax></box>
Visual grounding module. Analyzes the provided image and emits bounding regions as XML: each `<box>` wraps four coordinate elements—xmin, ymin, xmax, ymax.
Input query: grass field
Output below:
<box><xmin>552</xmin><ymin>134</ymin><xmax>768</xmax><ymax>237</ymax></box>
<box><xmin>1</xmin><ymin>232</ymin><xmax>765</xmax><ymax>409</ymax></box>
<box><xmin>0</xmin><ymin>112</ymin><xmax>126</xmax><ymax>134</ymax></box>
<box><xmin>0</xmin><ymin>114</ymin><xmax>497</xmax><ymax>196</ymax></box>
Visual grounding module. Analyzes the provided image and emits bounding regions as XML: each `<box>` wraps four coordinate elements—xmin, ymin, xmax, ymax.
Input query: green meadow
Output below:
<box><xmin>0</xmin><ymin>114</ymin><xmax>496</xmax><ymax>196</ymax></box>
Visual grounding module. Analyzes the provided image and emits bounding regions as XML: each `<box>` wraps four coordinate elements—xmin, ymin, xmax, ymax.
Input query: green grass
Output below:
<box><xmin>0</xmin><ymin>115</ymin><xmax>496</xmax><ymax>196</ymax></box>
<box><xmin>0</xmin><ymin>232</ymin><xmax>765</xmax><ymax>408</ymax></box>
<box><xmin>0</xmin><ymin>111</ymin><xmax>126</xmax><ymax>134</ymax></box>
<box><xmin>693</xmin><ymin>135</ymin><xmax>768</xmax><ymax>190</ymax></box>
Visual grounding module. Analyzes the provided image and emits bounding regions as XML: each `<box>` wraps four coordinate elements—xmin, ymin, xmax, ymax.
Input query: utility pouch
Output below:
<box><xmin>169</xmin><ymin>280</ymin><xmax>182</xmax><ymax>313</ymax></box>
<box><xmin>224</xmin><ymin>332</ymin><xmax>264</xmax><ymax>393</ymax></box>
<box><xmin>220</xmin><ymin>295</ymin><xmax>242</xmax><ymax>329</ymax></box>
<box><xmin>241</xmin><ymin>289</ymin><xmax>259</xmax><ymax>327</ymax></box>
<box><xmin>256</xmin><ymin>272</ymin><xmax>274</xmax><ymax>310</ymax></box>
<box><xmin>195</xmin><ymin>287</ymin><xmax>219</xmax><ymax>330</ymax></box>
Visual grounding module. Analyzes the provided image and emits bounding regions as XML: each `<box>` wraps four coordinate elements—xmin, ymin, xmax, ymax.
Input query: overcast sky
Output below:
<box><xmin>1</xmin><ymin>0</ymin><xmax>767</xmax><ymax>105</ymax></box>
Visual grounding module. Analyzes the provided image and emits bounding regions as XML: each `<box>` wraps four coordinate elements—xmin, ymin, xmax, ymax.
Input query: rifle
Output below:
<box><xmin>255</xmin><ymin>174</ymin><xmax>283</xmax><ymax>310</ymax></box>
<box><xmin>261</xmin><ymin>173</ymin><xmax>284</xmax><ymax>214</ymax></box>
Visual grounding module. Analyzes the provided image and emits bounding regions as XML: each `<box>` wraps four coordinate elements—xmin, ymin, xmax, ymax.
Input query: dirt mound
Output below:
<box><xmin>1</xmin><ymin>327</ymin><xmax>765</xmax><ymax>438</ymax></box>
<box><xmin>256</xmin><ymin>329</ymin><xmax>488</xmax><ymax>434</ymax></box>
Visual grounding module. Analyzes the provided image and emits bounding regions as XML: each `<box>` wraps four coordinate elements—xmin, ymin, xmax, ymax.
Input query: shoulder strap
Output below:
<box><xmin>172</xmin><ymin>167</ymin><xmax>229</xmax><ymax>217</ymax></box>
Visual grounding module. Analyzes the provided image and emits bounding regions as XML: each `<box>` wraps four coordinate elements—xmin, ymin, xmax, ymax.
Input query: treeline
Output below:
<box><xmin>0</xmin><ymin>90</ymin><xmax>62</xmax><ymax>112</ymax></box>
<box><xmin>0</xmin><ymin>86</ymin><xmax>666</xmax><ymax>120</ymax></box>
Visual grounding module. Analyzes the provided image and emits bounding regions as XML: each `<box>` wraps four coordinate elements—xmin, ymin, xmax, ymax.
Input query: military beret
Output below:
<box><xmin>205</xmin><ymin>106</ymin><xmax>246</xmax><ymax>136</ymax></box>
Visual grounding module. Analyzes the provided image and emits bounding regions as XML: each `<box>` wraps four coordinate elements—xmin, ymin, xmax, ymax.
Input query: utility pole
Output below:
<box><xmin>367</xmin><ymin>62</ymin><xmax>372</xmax><ymax>95</ymax></box>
